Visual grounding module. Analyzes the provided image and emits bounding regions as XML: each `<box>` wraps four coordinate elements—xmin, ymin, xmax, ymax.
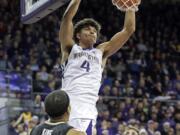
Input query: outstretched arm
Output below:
<box><xmin>13</xmin><ymin>114</ymin><xmax>23</xmax><ymax>127</ymax></box>
<box><xmin>98</xmin><ymin>10</ymin><xmax>135</xmax><ymax>58</ymax></box>
<box><xmin>59</xmin><ymin>0</ymin><xmax>81</xmax><ymax>52</ymax></box>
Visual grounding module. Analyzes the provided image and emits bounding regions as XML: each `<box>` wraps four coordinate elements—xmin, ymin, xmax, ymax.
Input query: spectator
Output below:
<box><xmin>33</xmin><ymin>95</ymin><xmax>45</xmax><ymax>115</ymax></box>
<box><xmin>146</xmin><ymin>120</ymin><xmax>155</xmax><ymax>135</ymax></box>
<box><xmin>139</xmin><ymin>128</ymin><xmax>148</xmax><ymax>135</ymax></box>
<box><xmin>161</xmin><ymin>122</ymin><xmax>171</xmax><ymax>135</ymax></box>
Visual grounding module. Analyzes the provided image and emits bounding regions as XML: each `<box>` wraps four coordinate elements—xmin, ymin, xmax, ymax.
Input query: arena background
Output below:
<box><xmin>0</xmin><ymin>0</ymin><xmax>179</xmax><ymax>135</ymax></box>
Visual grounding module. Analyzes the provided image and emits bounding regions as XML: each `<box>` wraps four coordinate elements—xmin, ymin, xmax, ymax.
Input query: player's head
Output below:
<box><xmin>44</xmin><ymin>90</ymin><xmax>70</xmax><ymax>120</ymax></box>
<box><xmin>74</xmin><ymin>18</ymin><xmax>101</xmax><ymax>47</ymax></box>
<box><xmin>123</xmin><ymin>126</ymin><xmax>139</xmax><ymax>135</ymax></box>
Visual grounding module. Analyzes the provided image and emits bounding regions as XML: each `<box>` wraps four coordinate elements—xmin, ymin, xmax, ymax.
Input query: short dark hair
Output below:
<box><xmin>74</xmin><ymin>18</ymin><xmax>101</xmax><ymax>43</ymax></box>
<box><xmin>45</xmin><ymin>90</ymin><xmax>69</xmax><ymax>118</ymax></box>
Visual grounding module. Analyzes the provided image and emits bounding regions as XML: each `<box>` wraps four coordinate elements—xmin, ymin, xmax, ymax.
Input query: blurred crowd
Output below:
<box><xmin>96</xmin><ymin>98</ymin><xmax>180</xmax><ymax>135</ymax></box>
<box><xmin>0</xmin><ymin>0</ymin><xmax>179</xmax><ymax>135</ymax></box>
<box><xmin>9</xmin><ymin>97</ymin><xmax>180</xmax><ymax>135</ymax></box>
<box><xmin>9</xmin><ymin>95</ymin><xmax>46</xmax><ymax>135</ymax></box>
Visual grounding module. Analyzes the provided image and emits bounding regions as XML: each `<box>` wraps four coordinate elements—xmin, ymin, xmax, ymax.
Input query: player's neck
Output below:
<box><xmin>79</xmin><ymin>42</ymin><xmax>93</xmax><ymax>49</ymax></box>
<box><xmin>50</xmin><ymin>117</ymin><xmax>68</xmax><ymax>123</ymax></box>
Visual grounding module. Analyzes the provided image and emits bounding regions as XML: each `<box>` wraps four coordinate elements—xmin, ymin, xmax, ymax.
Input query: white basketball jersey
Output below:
<box><xmin>61</xmin><ymin>44</ymin><xmax>103</xmax><ymax>119</ymax></box>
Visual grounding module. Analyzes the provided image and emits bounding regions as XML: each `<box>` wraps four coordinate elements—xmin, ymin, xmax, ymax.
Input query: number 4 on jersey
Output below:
<box><xmin>81</xmin><ymin>60</ymin><xmax>90</xmax><ymax>72</ymax></box>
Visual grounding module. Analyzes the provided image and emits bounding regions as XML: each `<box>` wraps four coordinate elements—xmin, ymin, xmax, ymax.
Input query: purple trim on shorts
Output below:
<box><xmin>86</xmin><ymin>120</ymin><xmax>92</xmax><ymax>135</ymax></box>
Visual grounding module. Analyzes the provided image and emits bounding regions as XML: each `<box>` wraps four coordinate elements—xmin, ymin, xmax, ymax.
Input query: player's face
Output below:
<box><xmin>78</xmin><ymin>26</ymin><xmax>97</xmax><ymax>47</ymax></box>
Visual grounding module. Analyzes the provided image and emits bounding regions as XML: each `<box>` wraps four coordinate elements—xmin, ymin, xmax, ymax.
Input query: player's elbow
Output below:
<box><xmin>62</xmin><ymin>9</ymin><xmax>75</xmax><ymax>21</ymax></box>
<box><xmin>130</xmin><ymin>26</ymin><xmax>136</xmax><ymax>33</ymax></box>
<box><xmin>61</xmin><ymin>14</ymin><xmax>72</xmax><ymax>22</ymax></box>
<box><xmin>125</xmin><ymin>26</ymin><xmax>135</xmax><ymax>35</ymax></box>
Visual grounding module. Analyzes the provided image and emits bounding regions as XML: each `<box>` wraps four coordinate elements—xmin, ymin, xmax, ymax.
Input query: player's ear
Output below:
<box><xmin>67</xmin><ymin>105</ymin><xmax>71</xmax><ymax>114</ymax></box>
<box><xmin>76</xmin><ymin>33</ymin><xmax>81</xmax><ymax>40</ymax></box>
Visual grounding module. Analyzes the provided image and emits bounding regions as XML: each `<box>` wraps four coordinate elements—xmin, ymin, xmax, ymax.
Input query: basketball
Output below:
<box><xmin>112</xmin><ymin>0</ymin><xmax>141</xmax><ymax>11</ymax></box>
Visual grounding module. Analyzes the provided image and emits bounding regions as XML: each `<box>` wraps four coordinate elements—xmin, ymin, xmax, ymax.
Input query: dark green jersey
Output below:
<box><xmin>30</xmin><ymin>121</ymin><xmax>73</xmax><ymax>135</ymax></box>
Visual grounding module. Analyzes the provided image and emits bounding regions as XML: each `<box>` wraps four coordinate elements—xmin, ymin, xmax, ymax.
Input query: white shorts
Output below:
<box><xmin>68</xmin><ymin>118</ymin><xmax>96</xmax><ymax>135</ymax></box>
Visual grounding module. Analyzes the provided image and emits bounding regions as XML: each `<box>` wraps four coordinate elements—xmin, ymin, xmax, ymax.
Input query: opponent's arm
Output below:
<box><xmin>59</xmin><ymin>0</ymin><xmax>81</xmax><ymax>52</ymax></box>
<box><xmin>98</xmin><ymin>10</ymin><xmax>135</xmax><ymax>58</ymax></box>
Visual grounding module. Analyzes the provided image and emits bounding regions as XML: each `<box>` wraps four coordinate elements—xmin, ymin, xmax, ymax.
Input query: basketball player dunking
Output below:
<box><xmin>59</xmin><ymin>0</ymin><xmax>141</xmax><ymax>134</ymax></box>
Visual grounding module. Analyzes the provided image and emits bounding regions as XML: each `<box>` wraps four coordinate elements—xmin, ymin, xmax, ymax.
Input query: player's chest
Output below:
<box><xmin>72</xmin><ymin>49</ymin><xmax>101</xmax><ymax>64</ymax></box>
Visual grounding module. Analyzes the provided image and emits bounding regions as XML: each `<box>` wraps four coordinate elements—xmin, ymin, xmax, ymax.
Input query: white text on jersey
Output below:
<box><xmin>42</xmin><ymin>129</ymin><xmax>53</xmax><ymax>135</ymax></box>
<box><xmin>74</xmin><ymin>52</ymin><xmax>99</xmax><ymax>63</ymax></box>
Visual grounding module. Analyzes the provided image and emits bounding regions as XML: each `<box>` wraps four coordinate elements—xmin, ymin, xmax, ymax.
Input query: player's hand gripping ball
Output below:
<box><xmin>112</xmin><ymin>0</ymin><xmax>141</xmax><ymax>12</ymax></box>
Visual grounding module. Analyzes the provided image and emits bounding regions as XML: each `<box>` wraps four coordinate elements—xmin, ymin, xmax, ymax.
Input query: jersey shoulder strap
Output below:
<box><xmin>30</xmin><ymin>124</ymin><xmax>44</xmax><ymax>135</ymax></box>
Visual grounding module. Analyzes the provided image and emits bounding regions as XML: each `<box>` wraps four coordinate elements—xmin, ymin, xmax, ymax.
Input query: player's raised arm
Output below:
<box><xmin>59</xmin><ymin>0</ymin><xmax>81</xmax><ymax>52</ymax></box>
<box><xmin>99</xmin><ymin>10</ymin><xmax>135</xmax><ymax>58</ymax></box>
<box><xmin>98</xmin><ymin>0</ymin><xmax>141</xmax><ymax>59</ymax></box>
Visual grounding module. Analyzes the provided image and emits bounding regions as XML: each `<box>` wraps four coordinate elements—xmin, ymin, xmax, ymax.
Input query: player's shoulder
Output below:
<box><xmin>30</xmin><ymin>123</ymin><xmax>46</xmax><ymax>135</ymax></box>
<box><xmin>67</xmin><ymin>128</ymin><xmax>86</xmax><ymax>135</ymax></box>
<box><xmin>96</xmin><ymin>42</ymin><xmax>109</xmax><ymax>52</ymax></box>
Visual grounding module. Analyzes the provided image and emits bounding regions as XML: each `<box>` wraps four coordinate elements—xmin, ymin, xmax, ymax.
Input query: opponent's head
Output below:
<box><xmin>45</xmin><ymin>90</ymin><xmax>70</xmax><ymax>120</ymax></box>
<box><xmin>74</xmin><ymin>18</ymin><xmax>101</xmax><ymax>48</ymax></box>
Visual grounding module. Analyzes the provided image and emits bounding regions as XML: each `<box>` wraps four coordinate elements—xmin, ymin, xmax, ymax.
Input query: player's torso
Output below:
<box><xmin>61</xmin><ymin>44</ymin><xmax>103</xmax><ymax>103</ymax></box>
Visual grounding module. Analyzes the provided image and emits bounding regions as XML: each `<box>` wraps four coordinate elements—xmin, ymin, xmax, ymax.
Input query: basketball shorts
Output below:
<box><xmin>68</xmin><ymin>118</ymin><xmax>96</xmax><ymax>135</ymax></box>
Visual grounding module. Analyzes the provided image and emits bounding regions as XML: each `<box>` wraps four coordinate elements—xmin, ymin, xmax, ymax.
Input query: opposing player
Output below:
<box><xmin>30</xmin><ymin>90</ymin><xmax>86</xmax><ymax>135</ymax></box>
<box><xmin>59</xmin><ymin>0</ymin><xmax>141</xmax><ymax>134</ymax></box>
